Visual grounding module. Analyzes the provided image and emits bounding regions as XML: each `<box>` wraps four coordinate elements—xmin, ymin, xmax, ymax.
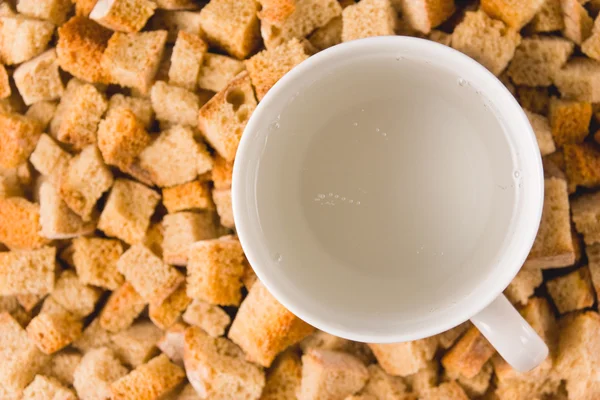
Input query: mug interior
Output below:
<box><xmin>233</xmin><ymin>37</ymin><xmax>543</xmax><ymax>342</ymax></box>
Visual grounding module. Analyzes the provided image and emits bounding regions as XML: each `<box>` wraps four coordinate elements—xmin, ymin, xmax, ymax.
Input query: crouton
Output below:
<box><xmin>30</xmin><ymin>134</ymin><xmax>71</xmax><ymax>186</ymax></box>
<box><xmin>90</xmin><ymin>0</ymin><xmax>157</xmax><ymax>33</ymax></box>
<box><xmin>309</xmin><ymin>16</ymin><xmax>342</xmax><ymax>50</ymax></box>
<box><xmin>16</xmin><ymin>294</ymin><xmax>45</xmax><ymax>313</ymax></box>
<box><xmin>229</xmin><ymin>280</ymin><xmax>315</xmax><ymax>367</ymax></box>
<box><xmin>0</xmin><ymin>173</ymin><xmax>22</xmax><ymax>199</ymax></box>
<box><xmin>586</xmin><ymin>243</ymin><xmax>600</xmax><ymax>297</ymax></box>
<box><xmin>150</xmin><ymin>81</ymin><xmax>201</xmax><ymax>126</ymax></box>
<box><xmin>24</xmin><ymin>102</ymin><xmax>55</xmax><ymax>134</ymax></box>
<box><xmin>97</xmin><ymin>107</ymin><xmax>151</xmax><ymax>170</ymax></box>
<box><xmin>369</xmin><ymin>337</ymin><xmax>438</xmax><ymax>377</ymax></box>
<box><xmin>564</xmin><ymin>143</ymin><xmax>600</xmax><ymax>192</ymax></box>
<box><xmin>27</xmin><ymin>310</ymin><xmax>83</xmax><ymax>354</ymax></box>
<box><xmin>98</xmin><ymin>179</ymin><xmax>160</xmax><ymax>245</ymax></box>
<box><xmin>0</xmin><ymin>15</ymin><xmax>55</xmax><ymax>65</ymax></box>
<box><xmin>362</xmin><ymin>364</ymin><xmax>411</xmax><ymax>399</ymax></box>
<box><xmin>259</xmin><ymin>0</ymin><xmax>342</xmax><ymax>49</ymax></box>
<box><xmin>444</xmin><ymin>362</ymin><xmax>492</xmax><ymax>398</ymax></box>
<box><xmin>197</xmin><ymin>53</ymin><xmax>245</xmax><ymax>92</ymax></box>
<box><xmin>0</xmin><ymin>64</ymin><xmax>9</xmax><ymax>100</ymax></box>
<box><xmin>260</xmin><ymin>350</ymin><xmax>302</xmax><ymax>400</ymax></box>
<box><xmin>481</xmin><ymin>0</ymin><xmax>544</xmax><ymax>30</ymax></box>
<box><xmin>506</xmin><ymin>37</ymin><xmax>573</xmax><ymax>87</ymax></box>
<box><xmin>109</xmin><ymin>321</ymin><xmax>163</xmax><ymax>367</ymax></box>
<box><xmin>162</xmin><ymin>180</ymin><xmax>214</xmax><ymax>213</ymax></box>
<box><xmin>562</xmin><ymin>0</ymin><xmax>593</xmax><ymax>44</ymax></box>
<box><xmin>169</xmin><ymin>31</ymin><xmax>207</xmax><ymax>91</ymax></box>
<box><xmin>40</xmin><ymin>350</ymin><xmax>82</xmax><ymax>386</ymax></box>
<box><xmin>184</xmin><ymin>326</ymin><xmax>265</xmax><ymax>399</ymax></box>
<box><xmin>49</xmin><ymin>270</ymin><xmax>102</xmax><ymax>318</ymax></box>
<box><xmin>102</xmin><ymin>30</ymin><xmax>168</xmax><ymax>94</ymax></box>
<box><xmin>108</xmin><ymin>94</ymin><xmax>154</xmax><ymax>129</ymax></box>
<box><xmin>0</xmin><ymin>313</ymin><xmax>48</xmax><ymax>394</ymax></box>
<box><xmin>155</xmin><ymin>0</ymin><xmax>200</xmax><ymax>9</ymax></box>
<box><xmin>0</xmin><ymin>296</ymin><xmax>31</xmax><ymax>327</ymax></box>
<box><xmin>186</xmin><ymin>236</ymin><xmax>246</xmax><ymax>304</ymax></box>
<box><xmin>163</xmin><ymin>211</ymin><xmax>220</xmax><ymax>266</ymax></box>
<box><xmin>524</xmin><ymin>110</ymin><xmax>556</xmax><ymax>156</ymax></box>
<box><xmin>198</xmin><ymin>72</ymin><xmax>257</xmax><ymax>161</ymax></box>
<box><xmin>59</xmin><ymin>145</ymin><xmax>113</xmax><ymax>221</ymax></box>
<box><xmin>529</xmin><ymin>0</ymin><xmax>563</xmax><ymax>33</ymax></box>
<box><xmin>341</xmin><ymin>0</ymin><xmax>396</xmax><ymax>42</ymax></box>
<box><xmin>212</xmin><ymin>155</ymin><xmax>233</xmax><ymax>190</ymax></box>
<box><xmin>182</xmin><ymin>298</ymin><xmax>231</xmax><ymax>337</ymax></box>
<box><xmin>73</xmin><ymin>237</ymin><xmax>124</xmax><ymax>290</ymax></box>
<box><xmin>149</xmin><ymin>9</ymin><xmax>204</xmax><ymax>42</ymax></box>
<box><xmin>157</xmin><ymin>321</ymin><xmax>186</xmax><ymax>366</ymax></box>
<box><xmin>0</xmin><ymin>112</ymin><xmax>42</xmax><ymax>169</ymax></box>
<box><xmin>110</xmin><ymin>354</ymin><xmax>185</xmax><ymax>400</ymax></box>
<box><xmin>524</xmin><ymin>178</ymin><xmax>574</xmax><ymax>268</ymax></box>
<box><xmin>245</xmin><ymin>38</ymin><xmax>309</xmax><ymax>101</ymax></box>
<box><xmin>117</xmin><ymin>244</ymin><xmax>184</xmax><ymax>306</ymax></box>
<box><xmin>441</xmin><ymin>326</ymin><xmax>495</xmax><ymax>379</ymax></box>
<box><xmin>451</xmin><ymin>10</ymin><xmax>521</xmax><ymax>76</ymax></box>
<box><xmin>198</xmin><ymin>0</ymin><xmax>259</xmax><ymax>59</ymax></box>
<box><xmin>177</xmin><ymin>384</ymin><xmax>202</xmax><ymax>399</ymax></box>
<box><xmin>422</xmin><ymin>381</ymin><xmax>468</xmax><ymax>400</ymax></box>
<box><xmin>144</xmin><ymin>222</ymin><xmax>164</xmax><ymax>258</ymax></box>
<box><xmin>298</xmin><ymin>348</ymin><xmax>369</xmax><ymax>400</ymax></box>
<box><xmin>300</xmin><ymin>330</ymin><xmax>375</xmax><ymax>365</ymax></box>
<box><xmin>553</xmin><ymin>58</ymin><xmax>600</xmax><ymax>103</ymax></box>
<box><xmin>436</xmin><ymin>322</ymin><xmax>470</xmax><ymax>350</ymax></box>
<box><xmin>0</xmin><ymin>197</ymin><xmax>50</xmax><ymax>250</ymax></box>
<box><xmin>399</xmin><ymin>0</ymin><xmax>455</xmax><ymax>34</ymax></box>
<box><xmin>547</xmin><ymin>267</ymin><xmax>595</xmax><ymax>313</ymax></box>
<box><xmin>17</xmin><ymin>0</ymin><xmax>71</xmax><ymax>25</ymax></box>
<box><xmin>13</xmin><ymin>49</ymin><xmax>64</xmax><ymax>106</ymax></box>
<box><xmin>22</xmin><ymin>375</ymin><xmax>77</xmax><ymax>400</ymax></box>
<box><xmin>517</xmin><ymin>86</ymin><xmax>549</xmax><ymax>115</ymax></box>
<box><xmin>149</xmin><ymin>283</ymin><xmax>191</xmax><ymax>329</ymax></box>
<box><xmin>429</xmin><ymin>29</ymin><xmax>452</xmax><ymax>46</ymax></box>
<box><xmin>73</xmin><ymin>347</ymin><xmax>129</xmax><ymax>400</ymax></box>
<box><xmin>504</xmin><ymin>266</ymin><xmax>543</xmax><ymax>305</ymax></box>
<box><xmin>72</xmin><ymin>319</ymin><xmax>113</xmax><ymax>353</ymax></box>
<box><xmin>582</xmin><ymin>14</ymin><xmax>600</xmax><ymax>61</ymax></box>
<box><xmin>572</xmin><ymin>190</ymin><xmax>600</xmax><ymax>245</ymax></box>
<box><xmin>0</xmin><ymin>247</ymin><xmax>55</xmax><ymax>296</ymax></box>
<box><xmin>99</xmin><ymin>281</ymin><xmax>146</xmax><ymax>333</ymax></box>
<box><xmin>40</xmin><ymin>296</ymin><xmax>67</xmax><ymax>315</ymax></box>
<box><xmin>257</xmin><ymin>0</ymin><xmax>296</xmax><ymax>25</ymax></box>
<box><xmin>57</xmin><ymin>16</ymin><xmax>111</xmax><ymax>84</ymax></box>
<box><xmin>555</xmin><ymin>311</ymin><xmax>600</xmax><ymax>400</ymax></box>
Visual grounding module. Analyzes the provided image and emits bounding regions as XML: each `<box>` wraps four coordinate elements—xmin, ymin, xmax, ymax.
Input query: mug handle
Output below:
<box><xmin>469</xmin><ymin>294</ymin><xmax>548</xmax><ymax>372</ymax></box>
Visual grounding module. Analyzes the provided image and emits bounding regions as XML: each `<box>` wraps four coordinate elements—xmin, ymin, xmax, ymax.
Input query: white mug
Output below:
<box><xmin>233</xmin><ymin>36</ymin><xmax>548</xmax><ymax>372</ymax></box>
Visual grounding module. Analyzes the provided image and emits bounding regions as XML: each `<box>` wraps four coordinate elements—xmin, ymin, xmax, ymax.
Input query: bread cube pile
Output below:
<box><xmin>0</xmin><ymin>0</ymin><xmax>599</xmax><ymax>398</ymax></box>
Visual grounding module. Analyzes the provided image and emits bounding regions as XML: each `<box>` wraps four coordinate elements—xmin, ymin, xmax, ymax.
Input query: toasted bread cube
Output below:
<box><xmin>17</xmin><ymin>293</ymin><xmax>45</xmax><ymax>313</ymax></box>
<box><xmin>150</xmin><ymin>81</ymin><xmax>201</xmax><ymax>127</ymax></box>
<box><xmin>422</xmin><ymin>381</ymin><xmax>468</xmax><ymax>400</ymax></box>
<box><xmin>429</xmin><ymin>29</ymin><xmax>452</xmax><ymax>46</ymax></box>
<box><xmin>400</xmin><ymin>0</ymin><xmax>454</xmax><ymax>34</ymax></box>
<box><xmin>143</xmin><ymin>221</ymin><xmax>164</xmax><ymax>258</ymax></box>
<box><xmin>157</xmin><ymin>321</ymin><xmax>187</xmax><ymax>367</ymax></box>
<box><xmin>102</xmin><ymin>30</ymin><xmax>168</xmax><ymax>94</ymax></box>
<box><xmin>0</xmin><ymin>64</ymin><xmax>9</xmax><ymax>99</ymax></box>
<box><xmin>260</xmin><ymin>350</ymin><xmax>302</xmax><ymax>400</ymax></box>
<box><xmin>517</xmin><ymin>86</ymin><xmax>549</xmax><ymax>115</ymax></box>
<box><xmin>40</xmin><ymin>296</ymin><xmax>68</xmax><ymax>315</ymax></box>
<box><xmin>162</xmin><ymin>180</ymin><xmax>214</xmax><ymax>213</ymax></box>
<box><xmin>108</xmin><ymin>94</ymin><xmax>154</xmax><ymax>129</ymax></box>
<box><xmin>441</xmin><ymin>326</ymin><xmax>495</xmax><ymax>379</ymax></box>
<box><xmin>73</xmin><ymin>347</ymin><xmax>128</xmax><ymax>400</ymax></box>
<box><xmin>300</xmin><ymin>330</ymin><xmax>375</xmax><ymax>365</ymax></box>
<box><xmin>169</xmin><ymin>31</ymin><xmax>207</xmax><ymax>91</ymax></box>
<box><xmin>229</xmin><ymin>281</ymin><xmax>315</xmax><ymax>367</ymax></box>
<box><xmin>155</xmin><ymin>0</ymin><xmax>200</xmax><ymax>10</ymax></box>
<box><xmin>564</xmin><ymin>143</ymin><xmax>600</xmax><ymax>192</ymax></box>
<box><xmin>0</xmin><ymin>247</ymin><xmax>55</xmax><ymax>296</ymax></box>
<box><xmin>257</xmin><ymin>0</ymin><xmax>296</xmax><ymax>24</ymax></box>
<box><xmin>27</xmin><ymin>310</ymin><xmax>83</xmax><ymax>354</ymax></box>
<box><xmin>57</xmin><ymin>16</ymin><xmax>112</xmax><ymax>84</ymax></box>
<box><xmin>0</xmin><ymin>112</ymin><xmax>42</xmax><ymax>169</ymax></box>
<box><xmin>111</xmin><ymin>354</ymin><xmax>185</xmax><ymax>400</ymax></box>
<box><xmin>197</xmin><ymin>53</ymin><xmax>245</xmax><ymax>93</ymax></box>
<box><xmin>198</xmin><ymin>0</ymin><xmax>259</xmax><ymax>59</ymax></box>
<box><xmin>163</xmin><ymin>211</ymin><xmax>220</xmax><ymax>266</ymax></box>
<box><xmin>435</xmin><ymin>322</ymin><xmax>470</xmax><ymax>350</ymax></box>
<box><xmin>562</xmin><ymin>0</ymin><xmax>593</xmax><ymax>44</ymax></box>
<box><xmin>341</xmin><ymin>0</ymin><xmax>396</xmax><ymax>42</ymax></box>
<box><xmin>582</xmin><ymin>15</ymin><xmax>600</xmax><ymax>61</ymax></box>
<box><xmin>212</xmin><ymin>154</ymin><xmax>233</xmax><ymax>189</ymax></box>
<box><xmin>587</xmin><ymin>243</ymin><xmax>600</xmax><ymax>297</ymax></box>
<box><xmin>524</xmin><ymin>110</ymin><xmax>556</xmax><ymax>156</ymax></box>
<box><xmin>109</xmin><ymin>321</ymin><xmax>163</xmax><ymax>367</ymax></box>
<box><xmin>117</xmin><ymin>244</ymin><xmax>184</xmax><ymax>306</ymax></box>
<box><xmin>49</xmin><ymin>78</ymin><xmax>82</xmax><ymax>138</ymax></box>
<box><xmin>30</xmin><ymin>134</ymin><xmax>71</xmax><ymax>185</ymax></box>
<box><xmin>13</xmin><ymin>49</ymin><xmax>64</xmax><ymax>106</ymax></box>
<box><xmin>0</xmin><ymin>313</ymin><xmax>48</xmax><ymax>394</ymax></box>
<box><xmin>72</xmin><ymin>319</ymin><xmax>113</xmax><ymax>353</ymax></box>
<box><xmin>504</xmin><ymin>267</ymin><xmax>543</xmax><ymax>305</ymax></box>
<box><xmin>547</xmin><ymin>267</ymin><xmax>595</xmax><ymax>313</ymax></box>
<box><xmin>17</xmin><ymin>0</ymin><xmax>71</xmax><ymax>24</ymax></box>
<box><xmin>22</xmin><ymin>375</ymin><xmax>77</xmax><ymax>400</ymax></box>
<box><xmin>50</xmin><ymin>270</ymin><xmax>102</xmax><ymax>318</ymax></box>
<box><xmin>97</xmin><ymin>108</ymin><xmax>151</xmax><ymax>170</ymax></box>
<box><xmin>444</xmin><ymin>362</ymin><xmax>491</xmax><ymax>398</ymax></box>
<box><xmin>186</xmin><ymin>236</ymin><xmax>245</xmax><ymax>304</ymax></box>
<box><xmin>73</xmin><ymin>237</ymin><xmax>124</xmax><ymax>290</ymax></box>
<box><xmin>506</xmin><ymin>37</ymin><xmax>572</xmax><ymax>87</ymax></box>
<box><xmin>0</xmin><ymin>296</ymin><xmax>31</xmax><ymax>327</ymax></box>
<box><xmin>481</xmin><ymin>0</ymin><xmax>544</xmax><ymax>30</ymax></box>
<box><xmin>184</xmin><ymin>326</ymin><xmax>265</xmax><ymax>399</ymax></box>
<box><xmin>0</xmin><ymin>15</ymin><xmax>54</xmax><ymax>65</ymax></box>
<box><xmin>553</xmin><ymin>58</ymin><xmax>600</xmax><ymax>103</ymax></box>
<box><xmin>524</xmin><ymin>178</ymin><xmax>574</xmax><ymax>268</ymax></box>
<box><xmin>90</xmin><ymin>0</ymin><xmax>156</xmax><ymax>33</ymax></box>
<box><xmin>99</xmin><ymin>281</ymin><xmax>146</xmax><ymax>333</ymax></box>
<box><xmin>451</xmin><ymin>10</ymin><xmax>521</xmax><ymax>76</ymax></box>
<box><xmin>149</xmin><ymin>9</ymin><xmax>204</xmax><ymax>42</ymax></box>
<box><xmin>298</xmin><ymin>348</ymin><xmax>368</xmax><ymax>400</ymax></box>
<box><xmin>572</xmin><ymin>191</ymin><xmax>600</xmax><ymax>244</ymax></box>
<box><xmin>361</xmin><ymin>364</ymin><xmax>410</xmax><ymax>399</ymax></box>
<box><xmin>0</xmin><ymin>197</ymin><xmax>50</xmax><ymax>250</ymax></box>
<box><xmin>182</xmin><ymin>298</ymin><xmax>230</xmax><ymax>337</ymax></box>
<box><xmin>405</xmin><ymin>360</ymin><xmax>437</xmax><ymax>396</ymax></box>
<box><xmin>59</xmin><ymin>145</ymin><xmax>113</xmax><ymax>220</ymax></box>
<box><xmin>555</xmin><ymin>312</ymin><xmax>600</xmax><ymax>399</ymax></box>
<box><xmin>98</xmin><ymin>179</ymin><xmax>160</xmax><ymax>245</ymax></box>
<box><xmin>198</xmin><ymin>72</ymin><xmax>257</xmax><ymax>161</ymax></box>
<box><xmin>245</xmin><ymin>38</ymin><xmax>309</xmax><ymax>101</ymax></box>
<box><xmin>260</xmin><ymin>0</ymin><xmax>342</xmax><ymax>49</ymax></box>
<box><xmin>40</xmin><ymin>350</ymin><xmax>82</xmax><ymax>386</ymax></box>
<box><xmin>149</xmin><ymin>283</ymin><xmax>191</xmax><ymax>329</ymax></box>
<box><xmin>529</xmin><ymin>0</ymin><xmax>563</xmax><ymax>33</ymax></box>
<box><xmin>369</xmin><ymin>338</ymin><xmax>438</xmax><ymax>377</ymax></box>
<box><xmin>309</xmin><ymin>16</ymin><xmax>342</xmax><ymax>50</ymax></box>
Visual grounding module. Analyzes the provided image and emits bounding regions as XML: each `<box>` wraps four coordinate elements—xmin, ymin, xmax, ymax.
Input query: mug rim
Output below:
<box><xmin>232</xmin><ymin>36</ymin><xmax>544</xmax><ymax>343</ymax></box>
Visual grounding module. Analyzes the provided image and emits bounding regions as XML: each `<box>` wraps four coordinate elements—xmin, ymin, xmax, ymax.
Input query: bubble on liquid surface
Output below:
<box><xmin>318</xmin><ymin>194</ymin><xmax>325</xmax><ymax>199</ymax></box>
<box><xmin>375</xmin><ymin>128</ymin><xmax>380</xmax><ymax>132</ymax></box>
<box><xmin>458</xmin><ymin>78</ymin><xmax>466</xmax><ymax>86</ymax></box>
<box><xmin>334</xmin><ymin>195</ymin><xmax>339</xmax><ymax>198</ymax></box>
<box><xmin>356</xmin><ymin>201</ymin><xmax>361</xmax><ymax>205</ymax></box>
<box><xmin>274</xmin><ymin>253</ymin><xmax>283</xmax><ymax>262</ymax></box>
<box><xmin>381</xmin><ymin>132</ymin><xmax>387</xmax><ymax>137</ymax></box>
<box><xmin>328</xmin><ymin>193</ymin><xmax>333</xmax><ymax>197</ymax></box>
<box><xmin>353</xmin><ymin>122</ymin><xmax>358</xmax><ymax>127</ymax></box>
<box><xmin>514</xmin><ymin>170</ymin><xmax>520</xmax><ymax>178</ymax></box>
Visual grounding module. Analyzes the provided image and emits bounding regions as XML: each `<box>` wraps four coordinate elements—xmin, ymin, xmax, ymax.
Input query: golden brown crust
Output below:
<box><xmin>441</xmin><ymin>327</ymin><xmax>495</xmax><ymax>379</ymax></box>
